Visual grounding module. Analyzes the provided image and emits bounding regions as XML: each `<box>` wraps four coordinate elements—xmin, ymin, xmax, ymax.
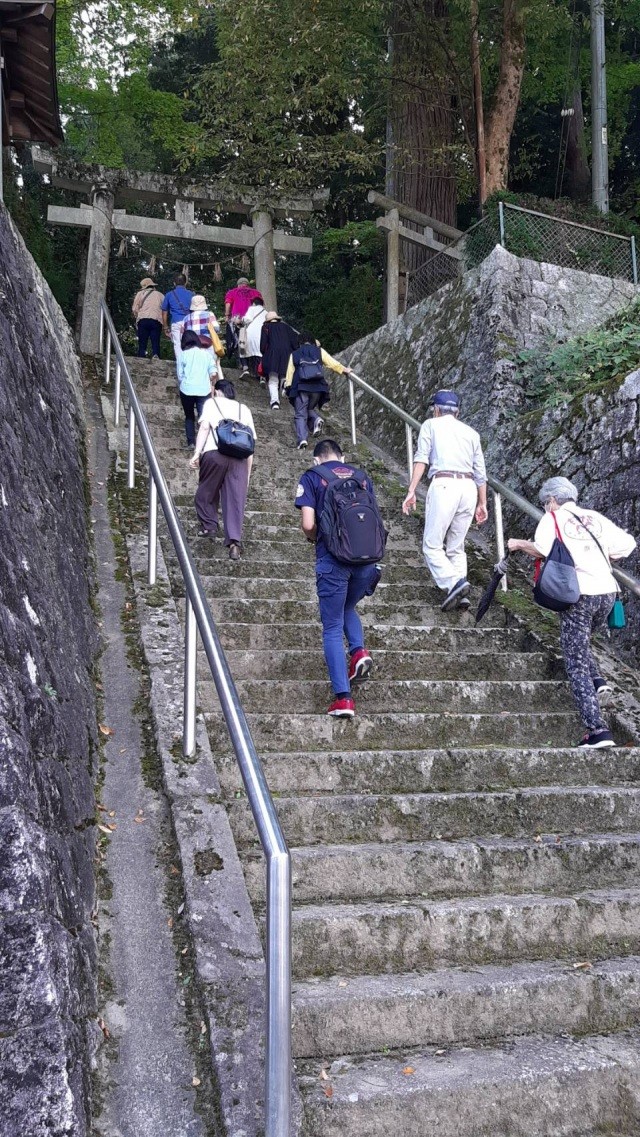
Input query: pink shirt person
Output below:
<box><xmin>224</xmin><ymin>277</ymin><xmax>262</xmax><ymax>320</ymax></box>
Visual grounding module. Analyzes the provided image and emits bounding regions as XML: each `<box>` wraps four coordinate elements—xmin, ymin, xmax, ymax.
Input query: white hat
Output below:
<box><xmin>190</xmin><ymin>294</ymin><xmax>207</xmax><ymax>311</ymax></box>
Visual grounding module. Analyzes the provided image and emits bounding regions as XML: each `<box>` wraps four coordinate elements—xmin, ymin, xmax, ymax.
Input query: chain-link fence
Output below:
<box><xmin>404</xmin><ymin>215</ymin><xmax>497</xmax><ymax>310</ymax></box>
<box><xmin>404</xmin><ymin>203</ymin><xmax>638</xmax><ymax>312</ymax></box>
<box><xmin>501</xmin><ymin>203</ymin><xmax>638</xmax><ymax>282</ymax></box>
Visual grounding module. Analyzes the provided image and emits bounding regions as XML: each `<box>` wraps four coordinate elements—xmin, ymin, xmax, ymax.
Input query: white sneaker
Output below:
<box><xmin>313</xmin><ymin>418</ymin><xmax>324</xmax><ymax>436</ymax></box>
<box><xmin>297</xmin><ymin>439</ymin><xmax>308</xmax><ymax>450</ymax></box>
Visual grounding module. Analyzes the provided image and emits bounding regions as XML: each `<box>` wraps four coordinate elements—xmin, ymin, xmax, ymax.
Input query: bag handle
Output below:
<box><xmin>565</xmin><ymin>509</ymin><xmax>619</xmax><ymax>591</ymax></box>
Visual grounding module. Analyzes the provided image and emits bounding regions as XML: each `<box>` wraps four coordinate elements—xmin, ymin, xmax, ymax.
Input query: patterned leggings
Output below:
<box><xmin>559</xmin><ymin>593</ymin><xmax>615</xmax><ymax>732</ymax></box>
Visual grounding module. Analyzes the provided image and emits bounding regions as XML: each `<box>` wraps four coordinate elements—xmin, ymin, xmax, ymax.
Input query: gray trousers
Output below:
<box><xmin>294</xmin><ymin>392</ymin><xmax>321</xmax><ymax>443</ymax></box>
<box><xmin>195</xmin><ymin>450</ymin><xmax>249</xmax><ymax>545</ymax></box>
<box><xmin>560</xmin><ymin>593</ymin><xmax>615</xmax><ymax>732</ymax></box>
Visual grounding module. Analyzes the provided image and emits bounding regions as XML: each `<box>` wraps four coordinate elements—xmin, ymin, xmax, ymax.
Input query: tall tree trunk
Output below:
<box><xmin>484</xmin><ymin>0</ymin><xmax>527</xmax><ymax>195</ymax></box>
<box><xmin>565</xmin><ymin>80</ymin><xmax>591</xmax><ymax>201</ymax></box>
<box><xmin>389</xmin><ymin>0</ymin><xmax>457</xmax><ymax>272</ymax></box>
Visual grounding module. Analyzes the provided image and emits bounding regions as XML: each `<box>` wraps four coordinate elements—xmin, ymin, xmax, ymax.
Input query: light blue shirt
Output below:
<box><xmin>179</xmin><ymin>349</ymin><xmax>216</xmax><ymax>395</ymax></box>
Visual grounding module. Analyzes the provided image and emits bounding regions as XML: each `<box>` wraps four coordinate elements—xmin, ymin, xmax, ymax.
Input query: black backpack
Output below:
<box><xmin>317</xmin><ymin>464</ymin><xmax>387</xmax><ymax>565</ymax></box>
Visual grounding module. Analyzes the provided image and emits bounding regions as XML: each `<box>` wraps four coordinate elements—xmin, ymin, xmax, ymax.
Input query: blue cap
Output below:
<box><xmin>432</xmin><ymin>389</ymin><xmax>460</xmax><ymax>409</ymax></box>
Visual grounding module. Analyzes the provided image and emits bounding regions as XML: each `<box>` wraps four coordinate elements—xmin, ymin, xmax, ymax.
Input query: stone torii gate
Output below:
<box><xmin>33</xmin><ymin>146</ymin><xmax>327</xmax><ymax>353</ymax></box>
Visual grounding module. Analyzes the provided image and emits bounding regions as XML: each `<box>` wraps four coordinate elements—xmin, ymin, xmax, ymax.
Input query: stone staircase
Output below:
<box><xmin>124</xmin><ymin>355</ymin><xmax>640</xmax><ymax>1137</ymax></box>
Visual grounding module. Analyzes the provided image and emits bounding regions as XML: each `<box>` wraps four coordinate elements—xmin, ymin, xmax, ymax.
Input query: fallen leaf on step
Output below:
<box><xmin>98</xmin><ymin>724</ymin><xmax>114</xmax><ymax>736</ymax></box>
<box><xmin>134</xmin><ymin>816</ymin><xmax>145</xmax><ymax>823</ymax></box>
<box><xmin>319</xmin><ymin>1069</ymin><xmax>329</xmax><ymax>1081</ymax></box>
<box><xmin>534</xmin><ymin>835</ymin><xmax>542</xmax><ymax>843</ymax></box>
<box><xmin>200</xmin><ymin>1021</ymin><xmax>207</xmax><ymax>1035</ymax></box>
<box><xmin>572</xmin><ymin>961</ymin><xmax>592</xmax><ymax>970</ymax></box>
<box><xmin>192</xmin><ymin>1076</ymin><xmax>201</xmax><ymax>1087</ymax></box>
<box><xmin>338</xmin><ymin>981</ymin><xmax>348</xmax><ymax>988</ymax></box>
<box><xmin>107</xmin><ymin>823</ymin><xmax>117</xmax><ymax>831</ymax></box>
<box><xmin>97</xmin><ymin>825</ymin><xmax>112</xmax><ymax>836</ymax></box>
<box><xmin>97</xmin><ymin>803</ymin><xmax>107</xmax><ymax>812</ymax></box>
<box><xmin>167</xmin><ymin>917</ymin><xmax>174</xmax><ymax>929</ymax></box>
<box><xmin>402</xmin><ymin>1066</ymin><xmax>415</xmax><ymax>1076</ymax></box>
<box><xmin>323</xmin><ymin>1085</ymin><xmax>333</xmax><ymax>1098</ymax></box>
<box><xmin>434</xmin><ymin>1049</ymin><xmax>446</xmax><ymax>1056</ymax></box>
<box><xmin>97</xmin><ymin>1017</ymin><xmax>110</xmax><ymax>1039</ymax></box>
<box><xmin>108</xmin><ymin>811</ymin><xmax>116</xmax><ymax>817</ymax></box>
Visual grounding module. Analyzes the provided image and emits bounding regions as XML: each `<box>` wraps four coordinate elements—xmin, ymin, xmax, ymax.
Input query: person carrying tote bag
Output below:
<box><xmin>189</xmin><ymin>379</ymin><xmax>257</xmax><ymax>560</ymax></box>
<box><xmin>508</xmin><ymin>475</ymin><xmax>636</xmax><ymax>749</ymax></box>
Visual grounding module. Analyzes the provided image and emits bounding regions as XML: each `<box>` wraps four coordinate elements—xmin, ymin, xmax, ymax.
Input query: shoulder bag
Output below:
<box><xmin>533</xmin><ymin>512</ymin><xmax>580</xmax><ymax>611</ymax></box>
<box><xmin>566</xmin><ymin>510</ymin><xmax>626</xmax><ymax>629</ymax></box>
<box><xmin>210</xmin><ymin>401</ymin><xmax>255</xmax><ymax>460</ymax></box>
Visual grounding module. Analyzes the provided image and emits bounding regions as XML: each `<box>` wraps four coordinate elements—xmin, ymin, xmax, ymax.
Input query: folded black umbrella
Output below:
<box><xmin>475</xmin><ymin>554</ymin><xmax>509</xmax><ymax>625</ymax></box>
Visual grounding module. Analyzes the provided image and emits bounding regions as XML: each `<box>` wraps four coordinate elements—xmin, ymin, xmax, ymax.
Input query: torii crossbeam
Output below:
<box><xmin>33</xmin><ymin>147</ymin><xmax>328</xmax><ymax>352</ymax></box>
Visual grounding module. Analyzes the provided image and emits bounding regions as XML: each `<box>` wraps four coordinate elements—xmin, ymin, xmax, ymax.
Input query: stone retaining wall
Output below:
<box><xmin>336</xmin><ymin>246</ymin><xmax>640</xmax><ymax>657</ymax></box>
<box><xmin>0</xmin><ymin>204</ymin><xmax>98</xmax><ymax>1134</ymax></box>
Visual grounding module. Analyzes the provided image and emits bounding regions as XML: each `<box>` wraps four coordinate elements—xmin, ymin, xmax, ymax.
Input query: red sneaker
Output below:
<box><xmin>327</xmin><ymin>697</ymin><xmax>355</xmax><ymax>718</ymax></box>
<box><xmin>348</xmin><ymin>648</ymin><xmax>372</xmax><ymax>683</ymax></box>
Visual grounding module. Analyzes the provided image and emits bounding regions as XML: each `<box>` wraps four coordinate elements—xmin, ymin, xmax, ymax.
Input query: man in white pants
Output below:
<box><xmin>402</xmin><ymin>390</ymin><xmax>488</xmax><ymax>611</ymax></box>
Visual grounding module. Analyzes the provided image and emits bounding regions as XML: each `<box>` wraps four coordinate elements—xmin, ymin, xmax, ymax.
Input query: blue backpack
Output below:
<box><xmin>317</xmin><ymin>464</ymin><xmax>387</xmax><ymax>565</ymax></box>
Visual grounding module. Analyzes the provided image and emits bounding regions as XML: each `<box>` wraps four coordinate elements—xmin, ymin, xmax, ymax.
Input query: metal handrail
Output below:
<box><xmin>341</xmin><ymin>367</ymin><xmax>640</xmax><ymax>601</ymax></box>
<box><xmin>99</xmin><ymin>303</ymin><xmax>291</xmax><ymax>1137</ymax></box>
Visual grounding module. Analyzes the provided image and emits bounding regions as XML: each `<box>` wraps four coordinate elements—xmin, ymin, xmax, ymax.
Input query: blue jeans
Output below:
<box><xmin>179</xmin><ymin>392</ymin><xmax>208</xmax><ymax>446</ymax></box>
<box><xmin>315</xmin><ymin>554</ymin><xmax>379</xmax><ymax>695</ymax></box>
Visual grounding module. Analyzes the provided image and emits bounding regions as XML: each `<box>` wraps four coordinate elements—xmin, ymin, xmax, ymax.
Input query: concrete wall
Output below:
<box><xmin>0</xmin><ymin>204</ymin><xmax>99</xmax><ymax>1134</ymax></box>
<box><xmin>336</xmin><ymin>245</ymin><xmax>640</xmax><ymax>654</ymax></box>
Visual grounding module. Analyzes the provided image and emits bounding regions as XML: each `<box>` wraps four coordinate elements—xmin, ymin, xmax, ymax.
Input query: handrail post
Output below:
<box><xmin>127</xmin><ymin>405</ymin><xmax>136</xmax><ymax>489</ymax></box>
<box><xmin>498</xmin><ymin>200</ymin><xmax>506</xmax><ymax>248</ymax></box>
<box><xmin>114</xmin><ymin>360</ymin><xmax>122</xmax><ymax>427</ymax></box>
<box><xmin>631</xmin><ymin>235</ymin><xmax>638</xmax><ymax>285</ymax></box>
<box><xmin>265</xmin><ymin>851</ymin><xmax>292</xmax><ymax>1137</ymax></box>
<box><xmin>348</xmin><ymin>376</ymin><xmax>357</xmax><ymax>447</ymax></box>
<box><xmin>183</xmin><ymin>595</ymin><xmax>197</xmax><ymax>758</ymax></box>
<box><xmin>405</xmin><ymin>422</ymin><xmax>414</xmax><ymax>481</ymax></box>
<box><xmin>493</xmin><ymin>490</ymin><xmax>507</xmax><ymax>592</ymax></box>
<box><xmin>99</xmin><ymin>306</ymin><xmax>105</xmax><ymax>355</ymax></box>
<box><xmin>105</xmin><ymin>332</ymin><xmax>112</xmax><ymax>385</ymax></box>
<box><xmin>148</xmin><ymin>477</ymin><xmax>158</xmax><ymax>586</ymax></box>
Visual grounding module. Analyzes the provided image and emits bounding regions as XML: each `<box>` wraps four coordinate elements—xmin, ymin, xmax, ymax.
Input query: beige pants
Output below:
<box><xmin>422</xmin><ymin>477</ymin><xmax>477</xmax><ymax>591</ymax></box>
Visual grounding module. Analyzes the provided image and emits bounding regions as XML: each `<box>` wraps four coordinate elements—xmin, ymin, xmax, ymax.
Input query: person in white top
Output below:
<box><xmin>240</xmin><ymin>296</ymin><xmax>267</xmax><ymax>378</ymax></box>
<box><xmin>508</xmin><ymin>475</ymin><xmax>636</xmax><ymax>748</ymax></box>
<box><xmin>189</xmin><ymin>379</ymin><xmax>257</xmax><ymax>560</ymax></box>
<box><xmin>402</xmin><ymin>390</ymin><xmax>488</xmax><ymax>611</ymax></box>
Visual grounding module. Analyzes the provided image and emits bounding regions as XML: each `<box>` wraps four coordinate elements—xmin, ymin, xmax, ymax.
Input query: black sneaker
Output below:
<box><xmin>456</xmin><ymin>596</ymin><xmax>471</xmax><ymax>611</ymax></box>
<box><xmin>441</xmin><ymin>579</ymin><xmax>471</xmax><ymax>612</ymax></box>
<box><xmin>594</xmin><ymin>678</ymin><xmax>613</xmax><ymax>697</ymax></box>
<box><xmin>577</xmin><ymin>729</ymin><xmax>615</xmax><ymax>748</ymax></box>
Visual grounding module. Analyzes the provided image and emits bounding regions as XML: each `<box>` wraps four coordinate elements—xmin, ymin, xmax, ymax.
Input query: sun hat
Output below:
<box><xmin>265</xmin><ymin>311</ymin><xmax>282</xmax><ymax>322</ymax></box>
<box><xmin>140</xmin><ymin>277</ymin><xmax>156</xmax><ymax>288</ymax></box>
<box><xmin>190</xmin><ymin>295</ymin><xmax>208</xmax><ymax>311</ymax></box>
<box><xmin>431</xmin><ymin>390</ymin><xmax>460</xmax><ymax>409</ymax></box>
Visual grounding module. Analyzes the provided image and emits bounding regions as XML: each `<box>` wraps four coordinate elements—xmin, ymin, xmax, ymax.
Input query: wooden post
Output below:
<box><xmin>80</xmin><ymin>184</ymin><xmax>114</xmax><ymax>354</ymax></box>
<box><xmin>386</xmin><ymin>208</ymin><xmax>400</xmax><ymax>322</ymax></box>
<box><xmin>251</xmin><ymin>207</ymin><xmax>277</xmax><ymax>310</ymax></box>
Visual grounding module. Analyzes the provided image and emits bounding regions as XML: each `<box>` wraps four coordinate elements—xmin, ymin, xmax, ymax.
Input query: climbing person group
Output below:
<box><xmin>129</xmin><ymin>276</ymin><xmax>637</xmax><ymax>745</ymax></box>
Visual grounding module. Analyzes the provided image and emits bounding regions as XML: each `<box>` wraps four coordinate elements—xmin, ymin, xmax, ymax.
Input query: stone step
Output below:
<box><xmin>204</xmin><ymin>709</ymin><xmax>579</xmax><ymax>753</ymax></box>
<box><xmin>292</xmin><ymin>956</ymin><xmax>640</xmax><ymax>1058</ymax></box>
<box><xmin>187</xmin><ymin>575</ymin><xmax>432</xmax><ymax>605</ymax></box>
<box><xmin>169</xmin><ymin>552</ymin><xmax>427</xmax><ymax>585</ymax></box>
<box><xmin>209</xmin><ymin>678</ymin><xmax>568</xmax><ymax>716</ymax></box>
<box><xmin>178</xmin><ymin>596</ymin><xmax>508</xmax><ymax>628</ymax></box>
<box><xmin>215</xmin><ymin>746</ymin><xmax>640</xmax><ymax>797</ymax></box>
<box><xmin>229</xmin><ymin>787</ymin><xmax>640</xmax><ymax>851</ymax></box>
<box><xmin>290</xmin><ymin>888</ymin><xmax>640</xmax><ymax>978</ymax></box>
<box><xmin>208</xmin><ymin>648</ymin><xmax>557</xmax><ymax>681</ymax></box>
<box><xmin>196</xmin><ymin>620</ymin><xmax>527</xmax><ymax>653</ymax></box>
<box><xmin>297</xmin><ymin>1029</ymin><xmax>640</xmax><ymax>1137</ymax></box>
<box><xmin>243</xmin><ymin>833</ymin><xmax>640</xmax><ymax>906</ymax></box>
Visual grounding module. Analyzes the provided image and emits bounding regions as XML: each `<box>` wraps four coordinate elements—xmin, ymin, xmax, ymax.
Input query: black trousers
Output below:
<box><xmin>137</xmin><ymin>318</ymin><xmax>162</xmax><ymax>357</ymax></box>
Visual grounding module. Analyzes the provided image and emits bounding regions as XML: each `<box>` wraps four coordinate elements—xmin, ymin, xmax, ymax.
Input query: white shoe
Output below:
<box><xmin>313</xmin><ymin>418</ymin><xmax>324</xmax><ymax>436</ymax></box>
<box><xmin>297</xmin><ymin>439</ymin><xmax>308</xmax><ymax>450</ymax></box>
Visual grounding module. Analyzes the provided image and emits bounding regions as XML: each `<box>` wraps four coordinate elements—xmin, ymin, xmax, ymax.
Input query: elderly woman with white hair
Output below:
<box><xmin>508</xmin><ymin>476</ymin><xmax>636</xmax><ymax>749</ymax></box>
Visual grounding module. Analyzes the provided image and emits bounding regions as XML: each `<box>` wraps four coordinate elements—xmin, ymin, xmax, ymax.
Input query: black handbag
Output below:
<box><xmin>211</xmin><ymin>400</ymin><xmax>255</xmax><ymax>460</ymax></box>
